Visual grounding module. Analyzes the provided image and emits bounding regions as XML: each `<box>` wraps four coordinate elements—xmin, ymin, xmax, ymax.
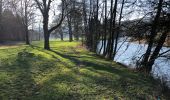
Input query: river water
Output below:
<box><xmin>97</xmin><ymin>38</ymin><xmax>170</xmax><ymax>87</ymax></box>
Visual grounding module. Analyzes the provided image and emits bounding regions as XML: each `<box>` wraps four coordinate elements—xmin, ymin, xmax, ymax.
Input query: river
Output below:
<box><xmin>97</xmin><ymin>38</ymin><xmax>170</xmax><ymax>87</ymax></box>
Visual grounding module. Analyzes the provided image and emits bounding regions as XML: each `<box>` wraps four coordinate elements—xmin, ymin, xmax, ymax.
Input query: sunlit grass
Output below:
<box><xmin>0</xmin><ymin>41</ymin><xmax>167</xmax><ymax>99</ymax></box>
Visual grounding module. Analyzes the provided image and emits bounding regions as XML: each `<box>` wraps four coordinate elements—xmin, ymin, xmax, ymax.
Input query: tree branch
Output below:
<box><xmin>48</xmin><ymin>0</ymin><xmax>66</xmax><ymax>33</ymax></box>
<box><xmin>34</xmin><ymin>0</ymin><xmax>43</xmax><ymax>14</ymax></box>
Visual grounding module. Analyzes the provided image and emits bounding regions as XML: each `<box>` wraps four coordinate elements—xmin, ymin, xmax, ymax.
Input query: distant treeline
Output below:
<box><xmin>0</xmin><ymin>9</ymin><xmax>25</xmax><ymax>41</ymax></box>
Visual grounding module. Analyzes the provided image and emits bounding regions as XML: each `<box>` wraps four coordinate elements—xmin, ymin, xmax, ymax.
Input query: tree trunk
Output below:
<box><xmin>82</xmin><ymin>0</ymin><xmax>88</xmax><ymax>45</ymax></box>
<box><xmin>110</xmin><ymin>0</ymin><xmax>118</xmax><ymax>59</ymax></box>
<box><xmin>106</xmin><ymin>0</ymin><xmax>118</xmax><ymax>59</ymax></box>
<box><xmin>43</xmin><ymin>15</ymin><xmax>50</xmax><ymax>50</ymax></box>
<box><xmin>24</xmin><ymin>1</ymin><xmax>30</xmax><ymax>45</ymax></box>
<box><xmin>44</xmin><ymin>31</ymin><xmax>50</xmax><ymax>50</ymax></box>
<box><xmin>113</xmin><ymin>0</ymin><xmax>124</xmax><ymax>60</ymax></box>
<box><xmin>60</xmin><ymin>32</ymin><xmax>64</xmax><ymax>41</ymax></box>
<box><xmin>67</xmin><ymin>15</ymin><xmax>73</xmax><ymax>42</ymax></box>
<box><xmin>103</xmin><ymin>0</ymin><xmax>107</xmax><ymax>56</ymax></box>
<box><xmin>87</xmin><ymin>0</ymin><xmax>93</xmax><ymax>50</ymax></box>
<box><xmin>74</xmin><ymin>24</ymin><xmax>79</xmax><ymax>41</ymax></box>
<box><xmin>92</xmin><ymin>0</ymin><xmax>99</xmax><ymax>52</ymax></box>
<box><xmin>105</xmin><ymin>0</ymin><xmax>113</xmax><ymax>58</ymax></box>
<box><xmin>25</xmin><ymin>25</ymin><xmax>30</xmax><ymax>45</ymax></box>
<box><xmin>147</xmin><ymin>30</ymin><xmax>168</xmax><ymax>72</ymax></box>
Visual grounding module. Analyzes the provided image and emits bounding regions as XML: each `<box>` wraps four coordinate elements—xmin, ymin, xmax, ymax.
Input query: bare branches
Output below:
<box><xmin>158</xmin><ymin>49</ymin><xmax>170</xmax><ymax>57</ymax></box>
<box><xmin>48</xmin><ymin>0</ymin><xmax>65</xmax><ymax>33</ymax></box>
<box><xmin>34</xmin><ymin>0</ymin><xmax>43</xmax><ymax>13</ymax></box>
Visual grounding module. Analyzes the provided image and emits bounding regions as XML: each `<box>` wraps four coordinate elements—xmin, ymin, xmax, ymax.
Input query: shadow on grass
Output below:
<box><xmin>29</xmin><ymin>45</ymin><xmax>160</xmax><ymax>99</ymax></box>
<box><xmin>0</xmin><ymin>43</ymin><xmax>165</xmax><ymax>99</ymax></box>
<box><xmin>0</xmin><ymin>47</ymin><xmax>62</xmax><ymax>99</ymax></box>
<box><xmin>0</xmin><ymin>51</ymin><xmax>39</xmax><ymax>99</ymax></box>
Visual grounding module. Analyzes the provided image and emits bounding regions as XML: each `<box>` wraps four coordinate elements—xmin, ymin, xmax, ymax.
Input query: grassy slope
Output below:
<box><xmin>0</xmin><ymin>41</ymin><xmax>167</xmax><ymax>100</ymax></box>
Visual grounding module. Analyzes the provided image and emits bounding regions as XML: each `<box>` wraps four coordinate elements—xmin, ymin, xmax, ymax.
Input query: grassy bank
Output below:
<box><xmin>0</xmin><ymin>41</ymin><xmax>168</xmax><ymax>99</ymax></box>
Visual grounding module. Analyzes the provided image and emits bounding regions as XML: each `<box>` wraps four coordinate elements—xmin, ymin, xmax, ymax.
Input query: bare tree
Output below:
<box><xmin>140</xmin><ymin>0</ymin><xmax>164</xmax><ymax>72</ymax></box>
<box><xmin>9</xmin><ymin>0</ymin><xmax>36</xmax><ymax>44</ymax></box>
<box><xmin>142</xmin><ymin>0</ymin><xmax>170</xmax><ymax>72</ymax></box>
<box><xmin>34</xmin><ymin>0</ymin><xmax>65</xmax><ymax>50</ymax></box>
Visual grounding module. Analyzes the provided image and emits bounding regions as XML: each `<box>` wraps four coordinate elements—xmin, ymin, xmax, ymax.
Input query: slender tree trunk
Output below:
<box><xmin>87</xmin><ymin>0</ymin><xmax>93</xmax><ymax>50</ymax></box>
<box><xmin>74</xmin><ymin>23</ymin><xmax>79</xmax><ymax>41</ymax></box>
<box><xmin>60</xmin><ymin>32</ymin><xmax>64</xmax><ymax>41</ymax></box>
<box><xmin>106</xmin><ymin>0</ymin><xmax>114</xmax><ymax>58</ymax></box>
<box><xmin>82</xmin><ymin>0</ymin><xmax>88</xmax><ymax>45</ymax></box>
<box><xmin>92</xmin><ymin>0</ymin><xmax>99</xmax><ymax>52</ymax></box>
<box><xmin>113</xmin><ymin>0</ymin><xmax>124</xmax><ymax>60</ymax></box>
<box><xmin>24</xmin><ymin>1</ymin><xmax>30</xmax><ymax>45</ymax></box>
<box><xmin>147</xmin><ymin>30</ymin><xmax>169</xmax><ymax>72</ymax></box>
<box><xmin>103</xmin><ymin>0</ymin><xmax>107</xmax><ymax>56</ymax></box>
<box><xmin>99</xmin><ymin>36</ymin><xmax>103</xmax><ymax>54</ymax></box>
<box><xmin>109</xmin><ymin>0</ymin><xmax>118</xmax><ymax>59</ymax></box>
<box><xmin>106</xmin><ymin>0</ymin><xmax>118</xmax><ymax>59</ymax></box>
<box><xmin>39</xmin><ymin>22</ymin><xmax>41</xmax><ymax>41</ymax></box>
<box><xmin>25</xmin><ymin>15</ymin><xmax>30</xmax><ymax>44</ymax></box>
<box><xmin>99</xmin><ymin>3</ymin><xmax>105</xmax><ymax>54</ymax></box>
<box><xmin>88</xmin><ymin>18</ymin><xmax>93</xmax><ymax>50</ymax></box>
<box><xmin>67</xmin><ymin>15</ymin><xmax>73</xmax><ymax>42</ymax></box>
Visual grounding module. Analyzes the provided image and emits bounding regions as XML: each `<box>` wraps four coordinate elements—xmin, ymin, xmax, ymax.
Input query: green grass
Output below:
<box><xmin>0</xmin><ymin>41</ymin><xmax>167</xmax><ymax>100</ymax></box>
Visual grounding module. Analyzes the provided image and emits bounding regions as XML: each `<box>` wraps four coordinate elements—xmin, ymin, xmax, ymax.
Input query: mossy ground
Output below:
<box><xmin>0</xmin><ymin>41</ymin><xmax>168</xmax><ymax>100</ymax></box>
